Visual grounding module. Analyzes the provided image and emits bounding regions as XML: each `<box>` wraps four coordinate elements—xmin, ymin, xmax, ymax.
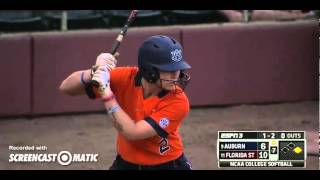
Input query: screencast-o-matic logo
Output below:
<box><xmin>8</xmin><ymin>145</ymin><xmax>99</xmax><ymax>166</ymax></box>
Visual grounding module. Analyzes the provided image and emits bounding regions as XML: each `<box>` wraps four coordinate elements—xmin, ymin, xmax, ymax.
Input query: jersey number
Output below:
<box><xmin>159</xmin><ymin>138</ymin><xmax>170</xmax><ymax>155</ymax></box>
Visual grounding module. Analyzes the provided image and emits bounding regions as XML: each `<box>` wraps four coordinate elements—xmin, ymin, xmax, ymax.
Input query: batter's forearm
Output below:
<box><xmin>112</xmin><ymin>109</ymin><xmax>137</xmax><ymax>137</ymax></box>
<box><xmin>59</xmin><ymin>69</ymin><xmax>91</xmax><ymax>96</ymax></box>
<box><xmin>103</xmin><ymin>98</ymin><xmax>139</xmax><ymax>140</ymax></box>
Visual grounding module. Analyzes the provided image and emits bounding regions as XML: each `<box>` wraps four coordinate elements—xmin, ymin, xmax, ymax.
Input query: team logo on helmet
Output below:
<box><xmin>159</xmin><ymin>118</ymin><xmax>170</xmax><ymax>128</ymax></box>
<box><xmin>171</xmin><ymin>49</ymin><xmax>182</xmax><ymax>62</ymax></box>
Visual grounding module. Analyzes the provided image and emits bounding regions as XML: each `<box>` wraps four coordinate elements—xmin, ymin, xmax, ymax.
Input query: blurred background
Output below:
<box><xmin>0</xmin><ymin>10</ymin><xmax>318</xmax><ymax>170</ymax></box>
<box><xmin>0</xmin><ymin>10</ymin><xmax>318</xmax><ymax>32</ymax></box>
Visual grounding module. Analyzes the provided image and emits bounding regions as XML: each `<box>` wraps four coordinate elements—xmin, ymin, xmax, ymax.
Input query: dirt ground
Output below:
<box><xmin>0</xmin><ymin>100</ymin><xmax>318</xmax><ymax>170</ymax></box>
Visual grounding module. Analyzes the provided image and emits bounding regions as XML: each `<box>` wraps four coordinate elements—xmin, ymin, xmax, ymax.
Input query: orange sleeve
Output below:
<box><xmin>146</xmin><ymin>98</ymin><xmax>189</xmax><ymax>138</ymax></box>
<box><xmin>110</xmin><ymin>67</ymin><xmax>137</xmax><ymax>93</ymax></box>
<box><xmin>110</xmin><ymin>67</ymin><xmax>126</xmax><ymax>91</ymax></box>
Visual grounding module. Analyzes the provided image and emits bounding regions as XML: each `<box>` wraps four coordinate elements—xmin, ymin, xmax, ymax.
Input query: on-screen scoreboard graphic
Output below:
<box><xmin>217</xmin><ymin>131</ymin><xmax>306</xmax><ymax>168</ymax></box>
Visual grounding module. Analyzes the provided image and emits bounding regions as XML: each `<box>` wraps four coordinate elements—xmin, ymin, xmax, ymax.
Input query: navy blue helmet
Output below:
<box><xmin>138</xmin><ymin>35</ymin><xmax>191</xmax><ymax>84</ymax></box>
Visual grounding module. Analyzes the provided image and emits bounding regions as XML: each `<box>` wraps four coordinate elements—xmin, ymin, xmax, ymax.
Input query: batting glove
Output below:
<box><xmin>95</xmin><ymin>53</ymin><xmax>118</xmax><ymax>71</ymax></box>
<box><xmin>91</xmin><ymin>65</ymin><xmax>112</xmax><ymax>95</ymax></box>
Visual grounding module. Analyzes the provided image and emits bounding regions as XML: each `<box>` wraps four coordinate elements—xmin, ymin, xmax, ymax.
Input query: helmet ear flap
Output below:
<box><xmin>148</xmin><ymin>67</ymin><xmax>159</xmax><ymax>83</ymax></box>
<box><xmin>140</xmin><ymin>67</ymin><xmax>159</xmax><ymax>83</ymax></box>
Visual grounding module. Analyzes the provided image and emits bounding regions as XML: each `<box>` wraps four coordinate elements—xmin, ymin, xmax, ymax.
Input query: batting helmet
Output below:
<box><xmin>138</xmin><ymin>35</ymin><xmax>191</xmax><ymax>84</ymax></box>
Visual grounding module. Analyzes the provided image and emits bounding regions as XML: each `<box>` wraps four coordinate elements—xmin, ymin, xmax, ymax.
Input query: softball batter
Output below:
<box><xmin>60</xmin><ymin>35</ymin><xmax>192</xmax><ymax>170</ymax></box>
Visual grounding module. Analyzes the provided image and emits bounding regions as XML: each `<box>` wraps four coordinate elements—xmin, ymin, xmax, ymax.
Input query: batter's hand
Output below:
<box><xmin>95</xmin><ymin>53</ymin><xmax>119</xmax><ymax>71</ymax></box>
<box><xmin>91</xmin><ymin>66</ymin><xmax>112</xmax><ymax>96</ymax></box>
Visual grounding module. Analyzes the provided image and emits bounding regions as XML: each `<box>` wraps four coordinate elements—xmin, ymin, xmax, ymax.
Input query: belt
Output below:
<box><xmin>115</xmin><ymin>153</ymin><xmax>185</xmax><ymax>170</ymax></box>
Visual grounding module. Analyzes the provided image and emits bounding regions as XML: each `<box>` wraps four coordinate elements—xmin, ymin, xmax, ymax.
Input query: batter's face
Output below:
<box><xmin>157</xmin><ymin>70</ymin><xmax>180</xmax><ymax>91</ymax></box>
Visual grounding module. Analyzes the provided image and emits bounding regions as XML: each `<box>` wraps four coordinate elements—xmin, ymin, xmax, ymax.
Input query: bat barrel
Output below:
<box><xmin>86</xmin><ymin>10</ymin><xmax>138</xmax><ymax>99</ymax></box>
